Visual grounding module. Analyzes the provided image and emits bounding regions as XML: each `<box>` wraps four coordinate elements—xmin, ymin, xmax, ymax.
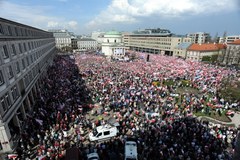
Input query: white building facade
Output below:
<box><xmin>219</xmin><ymin>35</ymin><xmax>240</xmax><ymax>44</ymax></box>
<box><xmin>101</xmin><ymin>31</ymin><xmax>125</xmax><ymax>57</ymax></box>
<box><xmin>77</xmin><ymin>38</ymin><xmax>98</xmax><ymax>51</ymax></box>
<box><xmin>187</xmin><ymin>32</ymin><xmax>211</xmax><ymax>44</ymax></box>
<box><xmin>48</xmin><ymin>29</ymin><xmax>74</xmax><ymax>50</ymax></box>
<box><xmin>223</xmin><ymin>40</ymin><xmax>240</xmax><ymax>65</ymax></box>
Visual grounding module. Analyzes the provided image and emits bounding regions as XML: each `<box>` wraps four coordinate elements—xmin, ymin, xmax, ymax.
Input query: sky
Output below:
<box><xmin>0</xmin><ymin>0</ymin><xmax>240</xmax><ymax>37</ymax></box>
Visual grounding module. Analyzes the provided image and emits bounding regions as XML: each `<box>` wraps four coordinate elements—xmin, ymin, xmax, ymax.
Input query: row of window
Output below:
<box><xmin>128</xmin><ymin>37</ymin><xmax>172</xmax><ymax>41</ymax></box>
<box><xmin>0</xmin><ymin>46</ymin><xmax>55</xmax><ymax>115</ymax></box>
<box><xmin>129</xmin><ymin>40</ymin><xmax>172</xmax><ymax>46</ymax></box>
<box><xmin>0</xmin><ymin>22</ymin><xmax>52</xmax><ymax>38</ymax></box>
<box><xmin>0</xmin><ymin>85</ymin><xmax>20</xmax><ymax>113</ymax></box>
<box><xmin>0</xmin><ymin>43</ymin><xmax>55</xmax><ymax>87</ymax></box>
<box><xmin>1</xmin><ymin>39</ymin><xmax>54</xmax><ymax>60</ymax></box>
<box><xmin>78</xmin><ymin>42</ymin><xmax>98</xmax><ymax>44</ymax></box>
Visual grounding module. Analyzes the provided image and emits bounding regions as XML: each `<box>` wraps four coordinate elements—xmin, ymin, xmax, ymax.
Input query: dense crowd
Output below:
<box><xmin>12</xmin><ymin>52</ymin><xmax>240</xmax><ymax>160</ymax></box>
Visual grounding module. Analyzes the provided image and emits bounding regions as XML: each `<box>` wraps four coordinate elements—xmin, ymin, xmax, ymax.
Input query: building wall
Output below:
<box><xmin>49</xmin><ymin>30</ymin><xmax>72</xmax><ymax>50</ymax></box>
<box><xmin>187</xmin><ymin>32</ymin><xmax>210</xmax><ymax>44</ymax></box>
<box><xmin>186</xmin><ymin>50</ymin><xmax>219</xmax><ymax>61</ymax></box>
<box><xmin>102</xmin><ymin>33</ymin><xmax>125</xmax><ymax>56</ymax></box>
<box><xmin>173</xmin><ymin>48</ymin><xmax>187</xmax><ymax>59</ymax></box>
<box><xmin>219</xmin><ymin>35</ymin><xmax>240</xmax><ymax>43</ymax></box>
<box><xmin>77</xmin><ymin>39</ymin><xmax>98</xmax><ymax>51</ymax></box>
<box><xmin>0</xmin><ymin>18</ymin><xmax>56</xmax><ymax>153</ymax></box>
<box><xmin>123</xmin><ymin>34</ymin><xmax>192</xmax><ymax>55</ymax></box>
<box><xmin>223</xmin><ymin>44</ymin><xmax>240</xmax><ymax>65</ymax></box>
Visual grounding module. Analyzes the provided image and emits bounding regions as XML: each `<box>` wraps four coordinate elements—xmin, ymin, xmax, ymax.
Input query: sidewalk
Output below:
<box><xmin>197</xmin><ymin>115</ymin><xmax>236</xmax><ymax>127</ymax></box>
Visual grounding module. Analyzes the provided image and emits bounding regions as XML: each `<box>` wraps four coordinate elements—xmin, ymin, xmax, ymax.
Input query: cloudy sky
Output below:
<box><xmin>0</xmin><ymin>0</ymin><xmax>239</xmax><ymax>36</ymax></box>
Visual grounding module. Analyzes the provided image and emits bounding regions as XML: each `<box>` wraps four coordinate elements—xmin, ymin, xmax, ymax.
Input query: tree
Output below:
<box><xmin>202</xmin><ymin>56</ymin><xmax>211</xmax><ymax>62</ymax></box>
<box><xmin>213</xmin><ymin>32</ymin><xmax>219</xmax><ymax>43</ymax></box>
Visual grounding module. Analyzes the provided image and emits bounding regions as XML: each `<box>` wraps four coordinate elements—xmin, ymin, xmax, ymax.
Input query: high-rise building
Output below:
<box><xmin>187</xmin><ymin>32</ymin><xmax>211</xmax><ymax>44</ymax></box>
<box><xmin>0</xmin><ymin>18</ymin><xmax>56</xmax><ymax>153</ymax></box>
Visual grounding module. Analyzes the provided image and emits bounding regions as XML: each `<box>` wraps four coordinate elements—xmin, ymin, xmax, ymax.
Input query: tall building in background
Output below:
<box><xmin>219</xmin><ymin>35</ymin><xmax>240</xmax><ymax>44</ymax></box>
<box><xmin>102</xmin><ymin>30</ymin><xmax>125</xmax><ymax>57</ymax></box>
<box><xmin>91</xmin><ymin>31</ymin><xmax>105</xmax><ymax>42</ymax></box>
<box><xmin>77</xmin><ymin>38</ymin><xmax>98</xmax><ymax>51</ymax></box>
<box><xmin>48</xmin><ymin>29</ymin><xmax>75</xmax><ymax>51</ymax></box>
<box><xmin>0</xmin><ymin>18</ymin><xmax>56</xmax><ymax>153</ymax></box>
<box><xmin>187</xmin><ymin>32</ymin><xmax>211</xmax><ymax>44</ymax></box>
<box><xmin>123</xmin><ymin>28</ymin><xmax>192</xmax><ymax>56</ymax></box>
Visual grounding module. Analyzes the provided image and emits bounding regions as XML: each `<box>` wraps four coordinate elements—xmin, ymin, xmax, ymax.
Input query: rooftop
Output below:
<box><xmin>78</xmin><ymin>38</ymin><xmax>96</xmax><ymax>41</ymax></box>
<box><xmin>105</xmin><ymin>30</ymin><xmax>121</xmax><ymax>35</ymax></box>
<box><xmin>228</xmin><ymin>39</ymin><xmax>240</xmax><ymax>45</ymax></box>
<box><xmin>132</xmin><ymin>28</ymin><xmax>172</xmax><ymax>36</ymax></box>
<box><xmin>188</xmin><ymin>43</ymin><xmax>226</xmax><ymax>51</ymax></box>
<box><xmin>175</xmin><ymin>42</ymin><xmax>192</xmax><ymax>49</ymax></box>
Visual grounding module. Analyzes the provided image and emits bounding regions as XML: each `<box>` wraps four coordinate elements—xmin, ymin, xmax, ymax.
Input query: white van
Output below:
<box><xmin>89</xmin><ymin>124</ymin><xmax>118</xmax><ymax>142</ymax></box>
<box><xmin>125</xmin><ymin>141</ymin><xmax>138</xmax><ymax>160</ymax></box>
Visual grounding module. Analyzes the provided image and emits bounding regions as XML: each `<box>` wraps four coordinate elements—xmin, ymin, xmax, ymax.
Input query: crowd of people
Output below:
<box><xmin>12</xmin><ymin>52</ymin><xmax>240</xmax><ymax>160</ymax></box>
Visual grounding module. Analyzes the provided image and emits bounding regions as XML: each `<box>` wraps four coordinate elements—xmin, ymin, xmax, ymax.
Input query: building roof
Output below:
<box><xmin>105</xmin><ymin>30</ymin><xmax>121</xmax><ymax>35</ymax></box>
<box><xmin>188</xmin><ymin>43</ymin><xmax>226</xmax><ymax>51</ymax></box>
<box><xmin>78</xmin><ymin>38</ymin><xmax>96</xmax><ymax>41</ymax></box>
<box><xmin>228</xmin><ymin>39</ymin><xmax>240</xmax><ymax>45</ymax></box>
<box><xmin>175</xmin><ymin>42</ymin><xmax>192</xmax><ymax>49</ymax></box>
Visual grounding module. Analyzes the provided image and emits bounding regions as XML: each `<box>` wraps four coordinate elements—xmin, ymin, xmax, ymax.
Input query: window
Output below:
<box><xmin>5</xmin><ymin>94</ymin><xmax>11</xmax><ymax>108</ymax></box>
<box><xmin>23</xmin><ymin>43</ymin><xmax>27</xmax><ymax>52</ymax></box>
<box><xmin>103</xmin><ymin>131</ymin><xmax>110</xmax><ymax>135</ymax></box>
<box><xmin>16</xmin><ymin>61</ymin><xmax>20</xmax><ymax>74</ymax></box>
<box><xmin>28</xmin><ymin>42</ymin><xmax>31</xmax><ymax>50</ymax></box>
<box><xmin>24</xmin><ymin>75</ymin><xmax>29</xmax><ymax>87</ymax></box>
<box><xmin>22</xmin><ymin>59</ymin><xmax>26</xmax><ymax>69</ymax></box>
<box><xmin>18</xmin><ymin>43</ymin><xmax>23</xmax><ymax>54</ymax></box>
<box><xmin>1</xmin><ymin>93</ymin><xmax>11</xmax><ymax>111</ymax></box>
<box><xmin>30</xmin><ymin>55</ymin><xmax>33</xmax><ymax>63</ymax></box>
<box><xmin>11</xmin><ymin>44</ymin><xmax>16</xmax><ymax>56</ymax></box>
<box><xmin>11</xmin><ymin>85</ymin><xmax>19</xmax><ymax>101</ymax></box>
<box><xmin>14</xmin><ymin>27</ymin><xmax>18</xmax><ymax>36</ymax></box>
<box><xmin>97</xmin><ymin>133</ymin><xmax>102</xmax><ymax>137</ymax></box>
<box><xmin>0</xmin><ymin>97</ymin><xmax>7</xmax><ymax>111</ymax></box>
<box><xmin>2</xmin><ymin>45</ymin><xmax>9</xmax><ymax>59</ymax></box>
<box><xmin>0</xmin><ymin>24</ymin><xmax>3</xmax><ymax>35</ymax></box>
<box><xmin>7</xmin><ymin>65</ymin><xmax>14</xmax><ymax>79</ymax></box>
<box><xmin>8</xmin><ymin>26</ymin><xmax>12</xmax><ymax>36</ymax></box>
<box><xmin>26</xmin><ymin>57</ymin><xmax>30</xmax><ymax>66</ymax></box>
<box><xmin>0</xmin><ymin>70</ymin><xmax>4</xmax><ymax>86</ymax></box>
<box><xmin>19</xmin><ymin>28</ymin><xmax>23</xmax><ymax>36</ymax></box>
<box><xmin>28</xmin><ymin>71</ymin><xmax>33</xmax><ymax>81</ymax></box>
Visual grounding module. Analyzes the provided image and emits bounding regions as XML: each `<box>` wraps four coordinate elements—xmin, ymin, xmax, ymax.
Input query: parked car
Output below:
<box><xmin>124</xmin><ymin>141</ymin><xmax>138</xmax><ymax>160</ymax></box>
